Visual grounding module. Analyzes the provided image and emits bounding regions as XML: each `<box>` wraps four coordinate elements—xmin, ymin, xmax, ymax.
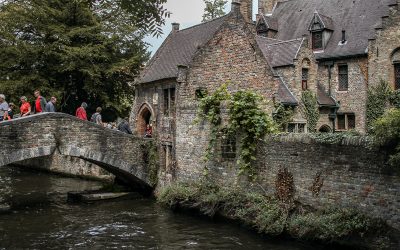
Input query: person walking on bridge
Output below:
<box><xmin>118</xmin><ymin>118</ymin><xmax>132</xmax><ymax>134</ymax></box>
<box><xmin>20</xmin><ymin>96</ymin><xmax>31</xmax><ymax>117</ymax></box>
<box><xmin>76</xmin><ymin>102</ymin><xmax>88</xmax><ymax>120</ymax></box>
<box><xmin>0</xmin><ymin>94</ymin><xmax>9</xmax><ymax>122</ymax></box>
<box><xmin>90</xmin><ymin>107</ymin><xmax>103</xmax><ymax>126</ymax></box>
<box><xmin>45</xmin><ymin>97</ymin><xmax>57</xmax><ymax>112</ymax></box>
<box><xmin>34</xmin><ymin>90</ymin><xmax>46</xmax><ymax>114</ymax></box>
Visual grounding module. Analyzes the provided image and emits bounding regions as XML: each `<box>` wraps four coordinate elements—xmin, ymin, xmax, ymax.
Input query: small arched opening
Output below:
<box><xmin>391</xmin><ymin>48</ymin><xmax>400</xmax><ymax>90</ymax></box>
<box><xmin>136</xmin><ymin>104</ymin><xmax>154</xmax><ymax>136</ymax></box>
<box><xmin>319</xmin><ymin>125</ymin><xmax>332</xmax><ymax>133</ymax></box>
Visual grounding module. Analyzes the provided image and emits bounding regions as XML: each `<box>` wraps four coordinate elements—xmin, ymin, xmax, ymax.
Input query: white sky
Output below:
<box><xmin>144</xmin><ymin>0</ymin><xmax>258</xmax><ymax>54</ymax></box>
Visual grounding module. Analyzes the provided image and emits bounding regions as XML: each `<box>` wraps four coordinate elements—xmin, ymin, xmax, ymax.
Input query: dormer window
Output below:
<box><xmin>256</xmin><ymin>16</ymin><xmax>278</xmax><ymax>38</ymax></box>
<box><xmin>308</xmin><ymin>11</ymin><xmax>334</xmax><ymax>51</ymax></box>
<box><xmin>312</xmin><ymin>31</ymin><xmax>323</xmax><ymax>50</ymax></box>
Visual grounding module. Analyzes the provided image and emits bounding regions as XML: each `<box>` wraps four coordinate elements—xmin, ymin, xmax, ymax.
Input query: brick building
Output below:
<box><xmin>131</xmin><ymin>0</ymin><xmax>400</xmax><ymax>179</ymax></box>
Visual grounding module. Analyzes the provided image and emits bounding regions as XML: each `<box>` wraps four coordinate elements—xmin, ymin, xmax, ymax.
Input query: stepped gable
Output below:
<box><xmin>139</xmin><ymin>15</ymin><xmax>229</xmax><ymax>84</ymax></box>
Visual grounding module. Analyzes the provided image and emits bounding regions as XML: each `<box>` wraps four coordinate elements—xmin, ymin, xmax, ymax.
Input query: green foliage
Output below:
<box><xmin>0</xmin><ymin>0</ymin><xmax>151</xmax><ymax>117</ymax></box>
<box><xmin>273</xmin><ymin>104</ymin><xmax>294</xmax><ymax>132</ymax></box>
<box><xmin>228</xmin><ymin>90</ymin><xmax>278</xmax><ymax>178</ymax></box>
<box><xmin>389</xmin><ymin>90</ymin><xmax>400</xmax><ymax>109</ymax></box>
<box><xmin>366</xmin><ymin>81</ymin><xmax>392</xmax><ymax>132</ymax></box>
<box><xmin>309</xmin><ymin>131</ymin><xmax>367</xmax><ymax>145</ymax></box>
<box><xmin>158</xmin><ymin>182</ymin><xmax>287</xmax><ymax>235</ymax></box>
<box><xmin>202</xmin><ymin>0</ymin><xmax>227</xmax><ymax>22</ymax></box>
<box><xmin>372</xmin><ymin>108</ymin><xmax>400</xmax><ymax>167</ymax></box>
<box><xmin>197</xmin><ymin>85</ymin><xmax>277</xmax><ymax>179</ymax></box>
<box><xmin>158</xmin><ymin>182</ymin><xmax>384</xmax><ymax>240</ymax></box>
<box><xmin>142</xmin><ymin>140</ymin><xmax>159</xmax><ymax>187</ymax></box>
<box><xmin>196</xmin><ymin>84</ymin><xmax>230</xmax><ymax>160</ymax></box>
<box><xmin>301</xmin><ymin>91</ymin><xmax>320</xmax><ymax>132</ymax></box>
<box><xmin>288</xmin><ymin>207</ymin><xmax>379</xmax><ymax>241</ymax></box>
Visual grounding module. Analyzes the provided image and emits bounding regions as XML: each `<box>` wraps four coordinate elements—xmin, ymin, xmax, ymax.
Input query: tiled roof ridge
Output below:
<box><xmin>266</xmin><ymin>37</ymin><xmax>303</xmax><ymax>46</ymax></box>
<box><xmin>175</xmin><ymin>14</ymin><xmax>229</xmax><ymax>33</ymax></box>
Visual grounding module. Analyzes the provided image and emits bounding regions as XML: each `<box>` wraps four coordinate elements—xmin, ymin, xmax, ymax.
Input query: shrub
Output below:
<box><xmin>288</xmin><ymin>207</ymin><xmax>379</xmax><ymax>241</ymax></box>
<box><xmin>372</xmin><ymin>108</ymin><xmax>400</xmax><ymax>167</ymax></box>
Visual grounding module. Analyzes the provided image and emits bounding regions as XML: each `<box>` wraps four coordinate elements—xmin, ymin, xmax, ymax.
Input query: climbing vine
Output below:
<box><xmin>273</xmin><ymin>104</ymin><xmax>294</xmax><ymax>132</ymax></box>
<box><xmin>366</xmin><ymin>80</ymin><xmax>392</xmax><ymax>132</ymax></box>
<box><xmin>197</xmin><ymin>85</ymin><xmax>277</xmax><ymax>179</ymax></box>
<box><xmin>301</xmin><ymin>90</ymin><xmax>320</xmax><ymax>132</ymax></box>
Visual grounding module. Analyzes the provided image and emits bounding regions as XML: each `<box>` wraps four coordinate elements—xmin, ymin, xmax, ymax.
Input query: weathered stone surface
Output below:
<box><xmin>16</xmin><ymin>152</ymin><xmax>114</xmax><ymax>182</ymax></box>
<box><xmin>173</xmin><ymin>134</ymin><xmax>400</xmax><ymax>230</ymax></box>
<box><xmin>0</xmin><ymin>113</ymin><xmax>155</xmax><ymax>193</ymax></box>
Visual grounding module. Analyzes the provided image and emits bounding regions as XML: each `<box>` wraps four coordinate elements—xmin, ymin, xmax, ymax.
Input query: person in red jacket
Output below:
<box><xmin>34</xmin><ymin>90</ymin><xmax>46</xmax><ymax>113</ymax></box>
<box><xmin>76</xmin><ymin>102</ymin><xmax>88</xmax><ymax>120</ymax></box>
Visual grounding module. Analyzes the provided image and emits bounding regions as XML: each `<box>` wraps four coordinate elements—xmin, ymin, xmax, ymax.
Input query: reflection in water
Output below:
<box><xmin>0</xmin><ymin>167</ymin><xmax>322</xmax><ymax>249</ymax></box>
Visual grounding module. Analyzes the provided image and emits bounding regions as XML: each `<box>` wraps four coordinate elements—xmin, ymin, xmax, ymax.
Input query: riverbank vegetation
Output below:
<box><xmin>158</xmin><ymin>182</ymin><xmax>395</xmax><ymax>248</ymax></box>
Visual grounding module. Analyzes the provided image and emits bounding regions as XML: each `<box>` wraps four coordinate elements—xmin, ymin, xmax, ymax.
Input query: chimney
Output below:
<box><xmin>341</xmin><ymin>30</ymin><xmax>346</xmax><ymax>43</ymax></box>
<box><xmin>171</xmin><ymin>23</ymin><xmax>180</xmax><ymax>33</ymax></box>
<box><xmin>258</xmin><ymin>0</ymin><xmax>279</xmax><ymax>14</ymax></box>
<box><xmin>232</xmin><ymin>0</ymin><xmax>253</xmax><ymax>23</ymax></box>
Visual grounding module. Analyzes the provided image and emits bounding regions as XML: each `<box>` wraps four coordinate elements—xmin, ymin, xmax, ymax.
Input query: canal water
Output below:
<box><xmin>0</xmin><ymin>167</ymin><xmax>324</xmax><ymax>249</ymax></box>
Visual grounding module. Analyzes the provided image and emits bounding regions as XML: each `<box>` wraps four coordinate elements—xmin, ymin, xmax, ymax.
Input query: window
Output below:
<box><xmin>287</xmin><ymin>123</ymin><xmax>306</xmax><ymax>133</ymax></box>
<box><xmin>338</xmin><ymin>65</ymin><xmax>348</xmax><ymax>91</ymax></box>
<box><xmin>337</xmin><ymin>113</ymin><xmax>356</xmax><ymax>131</ymax></box>
<box><xmin>163</xmin><ymin>88</ymin><xmax>175</xmax><ymax>116</ymax></box>
<box><xmin>302</xmin><ymin>68</ymin><xmax>309</xmax><ymax>90</ymax></box>
<box><xmin>395</xmin><ymin>63</ymin><xmax>400</xmax><ymax>90</ymax></box>
<box><xmin>312</xmin><ymin>31</ymin><xmax>323</xmax><ymax>50</ymax></box>
<box><xmin>221</xmin><ymin>132</ymin><xmax>236</xmax><ymax>160</ymax></box>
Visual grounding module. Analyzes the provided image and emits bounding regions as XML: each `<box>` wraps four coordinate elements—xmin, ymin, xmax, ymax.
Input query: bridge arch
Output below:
<box><xmin>0</xmin><ymin>113</ymin><xmax>158</xmax><ymax>195</ymax></box>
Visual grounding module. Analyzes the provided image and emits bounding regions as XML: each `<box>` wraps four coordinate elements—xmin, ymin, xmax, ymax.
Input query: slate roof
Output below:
<box><xmin>277</xmin><ymin>79</ymin><xmax>298</xmax><ymax>105</ymax></box>
<box><xmin>270</xmin><ymin>0</ymin><xmax>395</xmax><ymax>59</ymax></box>
<box><xmin>317</xmin><ymin>84</ymin><xmax>337</xmax><ymax>107</ymax></box>
<box><xmin>138</xmin><ymin>15</ymin><xmax>228</xmax><ymax>83</ymax></box>
<box><xmin>256</xmin><ymin>36</ymin><xmax>303</xmax><ymax>67</ymax></box>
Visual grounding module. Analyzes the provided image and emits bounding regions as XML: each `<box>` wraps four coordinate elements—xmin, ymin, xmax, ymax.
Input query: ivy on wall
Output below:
<box><xmin>301</xmin><ymin>90</ymin><xmax>320</xmax><ymax>132</ymax></box>
<box><xmin>197</xmin><ymin>85</ymin><xmax>277</xmax><ymax>179</ymax></box>
<box><xmin>366</xmin><ymin>81</ymin><xmax>392</xmax><ymax>132</ymax></box>
<box><xmin>273</xmin><ymin>104</ymin><xmax>295</xmax><ymax>132</ymax></box>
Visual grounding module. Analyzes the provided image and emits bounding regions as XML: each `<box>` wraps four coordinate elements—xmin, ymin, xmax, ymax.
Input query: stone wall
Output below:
<box><xmin>16</xmin><ymin>152</ymin><xmax>114</xmax><ymax>182</ymax></box>
<box><xmin>368</xmin><ymin>3</ymin><xmax>400</xmax><ymax>90</ymax></box>
<box><xmin>172</xmin><ymin>134</ymin><xmax>400</xmax><ymax>230</ymax></box>
<box><xmin>0</xmin><ymin>113</ymin><xmax>154</xmax><ymax>192</ymax></box>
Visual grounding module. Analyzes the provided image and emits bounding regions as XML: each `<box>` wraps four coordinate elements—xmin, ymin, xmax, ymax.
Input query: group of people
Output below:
<box><xmin>0</xmin><ymin>90</ymin><xmax>133</xmax><ymax>135</ymax></box>
<box><xmin>0</xmin><ymin>90</ymin><xmax>56</xmax><ymax>121</ymax></box>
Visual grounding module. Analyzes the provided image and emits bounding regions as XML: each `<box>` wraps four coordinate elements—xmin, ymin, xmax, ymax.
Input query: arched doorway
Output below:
<box><xmin>319</xmin><ymin>125</ymin><xmax>332</xmax><ymax>133</ymax></box>
<box><xmin>137</xmin><ymin>104</ymin><xmax>154</xmax><ymax>136</ymax></box>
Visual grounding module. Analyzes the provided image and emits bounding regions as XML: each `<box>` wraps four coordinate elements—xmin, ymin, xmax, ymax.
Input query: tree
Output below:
<box><xmin>202</xmin><ymin>0</ymin><xmax>227</xmax><ymax>22</ymax></box>
<box><xmin>372</xmin><ymin>108</ymin><xmax>400</xmax><ymax>167</ymax></box>
<box><xmin>0</xmin><ymin>0</ymin><xmax>151</xmax><ymax>119</ymax></box>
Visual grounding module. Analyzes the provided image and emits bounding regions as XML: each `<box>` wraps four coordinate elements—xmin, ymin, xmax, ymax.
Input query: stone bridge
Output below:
<box><xmin>0</xmin><ymin>113</ymin><xmax>157</xmax><ymax>194</ymax></box>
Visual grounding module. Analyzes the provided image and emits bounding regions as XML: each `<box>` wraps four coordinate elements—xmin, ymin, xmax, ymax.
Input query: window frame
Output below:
<box><xmin>220</xmin><ymin>131</ymin><xmax>236</xmax><ymax>160</ymax></box>
<box><xmin>336</xmin><ymin>113</ymin><xmax>356</xmax><ymax>131</ymax></box>
<box><xmin>394</xmin><ymin>62</ymin><xmax>400</xmax><ymax>90</ymax></box>
<box><xmin>286</xmin><ymin>122</ymin><xmax>307</xmax><ymax>133</ymax></box>
<box><xmin>338</xmin><ymin>64</ymin><xmax>349</xmax><ymax>91</ymax></box>
<box><xmin>163</xmin><ymin>88</ymin><xmax>176</xmax><ymax>117</ymax></box>
<box><xmin>302</xmin><ymin>68</ymin><xmax>309</xmax><ymax>91</ymax></box>
<box><xmin>312</xmin><ymin>31</ymin><xmax>323</xmax><ymax>50</ymax></box>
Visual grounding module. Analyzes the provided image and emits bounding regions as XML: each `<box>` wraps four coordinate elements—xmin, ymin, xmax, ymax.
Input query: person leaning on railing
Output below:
<box><xmin>20</xmin><ymin>96</ymin><xmax>31</xmax><ymax>117</ymax></box>
<box><xmin>0</xmin><ymin>94</ymin><xmax>9</xmax><ymax>122</ymax></box>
